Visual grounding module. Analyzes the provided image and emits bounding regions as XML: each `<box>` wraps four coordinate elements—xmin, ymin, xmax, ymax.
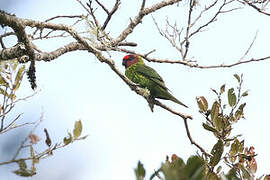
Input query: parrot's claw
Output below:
<box><xmin>136</xmin><ymin>87</ymin><xmax>155</xmax><ymax>112</ymax></box>
<box><xmin>147</xmin><ymin>98</ymin><xmax>155</xmax><ymax>112</ymax></box>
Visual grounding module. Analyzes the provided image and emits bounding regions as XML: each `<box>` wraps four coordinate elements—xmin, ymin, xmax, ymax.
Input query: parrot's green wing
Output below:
<box><xmin>135</xmin><ymin>64</ymin><xmax>169</xmax><ymax>91</ymax></box>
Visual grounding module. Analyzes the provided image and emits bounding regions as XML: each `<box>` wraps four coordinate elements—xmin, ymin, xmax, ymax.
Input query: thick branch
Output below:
<box><xmin>0</xmin><ymin>11</ymin><xmax>34</xmax><ymax>60</ymax></box>
<box><xmin>0</xmin><ymin>43</ymin><xmax>26</xmax><ymax>60</ymax></box>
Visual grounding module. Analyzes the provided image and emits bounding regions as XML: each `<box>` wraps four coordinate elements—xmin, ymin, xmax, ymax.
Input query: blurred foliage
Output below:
<box><xmin>12</xmin><ymin>120</ymin><xmax>87</xmax><ymax>177</ymax></box>
<box><xmin>0</xmin><ymin>61</ymin><xmax>87</xmax><ymax>177</ymax></box>
<box><xmin>136</xmin><ymin>74</ymin><xmax>268</xmax><ymax>180</ymax></box>
<box><xmin>0</xmin><ymin>60</ymin><xmax>25</xmax><ymax>133</ymax></box>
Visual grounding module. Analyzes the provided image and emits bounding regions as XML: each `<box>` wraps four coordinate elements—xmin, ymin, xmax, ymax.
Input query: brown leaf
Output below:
<box><xmin>29</xmin><ymin>134</ymin><xmax>40</xmax><ymax>144</ymax></box>
<box><xmin>44</xmin><ymin>128</ymin><xmax>52</xmax><ymax>147</ymax></box>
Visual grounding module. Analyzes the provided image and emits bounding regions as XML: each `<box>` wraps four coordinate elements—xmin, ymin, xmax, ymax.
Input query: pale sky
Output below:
<box><xmin>0</xmin><ymin>0</ymin><xmax>270</xmax><ymax>180</ymax></box>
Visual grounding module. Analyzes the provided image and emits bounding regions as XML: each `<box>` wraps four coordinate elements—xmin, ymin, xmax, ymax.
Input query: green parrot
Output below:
<box><xmin>122</xmin><ymin>54</ymin><xmax>188</xmax><ymax>108</ymax></box>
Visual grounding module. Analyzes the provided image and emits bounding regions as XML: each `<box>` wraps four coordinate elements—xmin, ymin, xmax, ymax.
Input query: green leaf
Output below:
<box><xmin>0</xmin><ymin>74</ymin><xmax>9</xmax><ymax>87</ymax></box>
<box><xmin>234</xmin><ymin>74</ymin><xmax>240</xmax><ymax>83</ymax></box>
<box><xmin>0</xmin><ymin>87</ymin><xmax>9</xmax><ymax>96</ymax></box>
<box><xmin>216</xmin><ymin>166</ymin><xmax>222</xmax><ymax>174</ymax></box>
<box><xmin>63</xmin><ymin>133</ymin><xmax>73</xmax><ymax>145</ymax></box>
<box><xmin>228</xmin><ymin>88</ymin><xmax>236</xmax><ymax>107</ymax></box>
<box><xmin>161</xmin><ymin>156</ymin><xmax>185</xmax><ymax>180</ymax></box>
<box><xmin>211</xmin><ymin>101</ymin><xmax>220</xmax><ymax>122</ymax></box>
<box><xmin>214</xmin><ymin>116</ymin><xmax>224</xmax><ymax>132</ymax></box>
<box><xmin>242</xmin><ymin>90</ymin><xmax>249</xmax><ymax>97</ymax></box>
<box><xmin>239</xmin><ymin>164</ymin><xmax>251</xmax><ymax>179</ymax></box>
<box><xmin>13</xmin><ymin>169</ymin><xmax>34</xmax><ymax>177</ymax></box>
<box><xmin>202</xmin><ymin>123</ymin><xmax>217</xmax><ymax>133</ymax></box>
<box><xmin>14</xmin><ymin>65</ymin><xmax>25</xmax><ymax>91</ymax></box>
<box><xmin>226</xmin><ymin>168</ymin><xmax>240</xmax><ymax>180</ymax></box>
<box><xmin>196</xmin><ymin>96</ymin><xmax>208</xmax><ymax>112</ymax></box>
<box><xmin>135</xmin><ymin>161</ymin><xmax>146</xmax><ymax>180</ymax></box>
<box><xmin>230</xmin><ymin>139</ymin><xmax>240</xmax><ymax>157</ymax></box>
<box><xmin>210</xmin><ymin>140</ymin><xmax>224</xmax><ymax>167</ymax></box>
<box><xmin>30</xmin><ymin>146</ymin><xmax>35</xmax><ymax>158</ymax></box>
<box><xmin>73</xmin><ymin>120</ymin><xmax>82</xmax><ymax>139</ymax></box>
<box><xmin>239</xmin><ymin>140</ymin><xmax>244</xmax><ymax>153</ymax></box>
<box><xmin>17</xmin><ymin>159</ymin><xmax>27</xmax><ymax>170</ymax></box>
<box><xmin>11</xmin><ymin>61</ymin><xmax>19</xmax><ymax>71</ymax></box>
<box><xmin>235</xmin><ymin>103</ymin><xmax>246</xmax><ymax>120</ymax></box>
<box><xmin>185</xmin><ymin>156</ymin><xmax>205</xmax><ymax>180</ymax></box>
<box><xmin>207</xmin><ymin>172</ymin><xmax>220</xmax><ymax>180</ymax></box>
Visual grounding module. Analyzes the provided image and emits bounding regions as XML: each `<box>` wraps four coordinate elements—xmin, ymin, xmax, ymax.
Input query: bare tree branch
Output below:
<box><xmin>183</xmin><ymin>119</ymin><xmax>211</xmax><ymax>157</ymax></box>
<box><xmin>111</xmin><ymin>0</ymin><xmax>182</xmax><ymax>46</ymax></box>
<box><xmin>240</xmin><ymin>30</ymin><xmax>258</xmax><ymax>60</ymax></box>
<box><xmin>240</xmin><ymin>0</ymin><xmax>270</xmax><ymax>15</ymax></box>
<box><xmin>101</xmin><ymin>0</ymin><xmax>120</xmax><ymax>30</ymax></box>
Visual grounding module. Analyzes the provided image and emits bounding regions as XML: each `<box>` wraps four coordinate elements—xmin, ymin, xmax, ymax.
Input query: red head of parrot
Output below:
<box><xmin>122</xmin><ymin>54</ymin><xmax>140</xmax><ymax>69</ymax></box>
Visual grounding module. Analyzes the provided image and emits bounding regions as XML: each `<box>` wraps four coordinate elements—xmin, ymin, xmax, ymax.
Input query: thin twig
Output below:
<box><xmin>240</xmin><ymin>30</ymin><xmax>258</xmax><ymax>60</ymax></box>
<box><xmin>182</xmin><ymin>0</ymin><xmax>195</xmax><ymax>59</ymax></box>
<box><xmin>45</xmin><ymin>15</ymin><xmax>84</xmax><ymax>22</ymax></box>
<box><xmin>101</xmin><ymin>0</ymin><xmax>120</xmax><ymax>30</ymax></box>
<box><xmin>87</xmin><ymin>0</ymin><xmax>100</xmax><ymax>27</ymax></box>
<box><xmin>183</xmin><ymin>119</ymin><xmax>211</xmax><ymax>157</ymax></box>
<box><xmin>12</xmin><ymin>112</ymin><xmax>44</xmax><ymax>160</ymax></box>
<box><xmin>241</xmin><ymin>0</ymin><xmax>270</xmax><ymax>16</ymax></box>
<box><xmin>154</xmin><ymin>100</ymin><xmax>192</xmax><ymax>120</ymax></box>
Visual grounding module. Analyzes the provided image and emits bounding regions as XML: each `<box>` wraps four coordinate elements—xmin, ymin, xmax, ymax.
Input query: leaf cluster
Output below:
<box><xmin>12</xmin><ymin>120</ymin><xmax>87</xmax><ymax>177</ymax></box>
<box><xmin>134</xmin><ymin>74</ymin><xmax>268</xmax><ymax>180</ymax></box>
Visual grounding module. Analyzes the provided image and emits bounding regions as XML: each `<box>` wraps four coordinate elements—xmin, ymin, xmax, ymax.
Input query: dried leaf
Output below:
<box><xmin>196</xmin><ymin>96</ymin><xmax>208</xmax><ymax>112</ymax></box>
<box><xmin>220</xmin><ymin>84</ymin><xmax>226</xmax><ymax>94</ymax></box>
<box><xmin>44</xmin><ymin>128</ymin><xmax>52</xmax><ymax>147</ymax></box>
<box><xmin>29</xmin><ymin>134</ymin><xmax>40</xmax><ymax>144</ymax></box>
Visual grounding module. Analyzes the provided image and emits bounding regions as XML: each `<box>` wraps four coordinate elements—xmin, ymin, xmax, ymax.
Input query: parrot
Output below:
<box><xmin>122</xmin><ymin>54</ymin><xmax>188</xmax><ymax>108</ymax></box>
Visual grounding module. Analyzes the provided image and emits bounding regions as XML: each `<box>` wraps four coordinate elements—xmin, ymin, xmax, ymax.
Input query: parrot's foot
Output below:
<box><xmin>147</xmin><ymin>97</ymin><xmax>155</xmax><ymax>112</ymax></box>
<box><xmin>137</xmin><ymin>87</ymin><xmax>155</xmax><ymax>112</ymax></box>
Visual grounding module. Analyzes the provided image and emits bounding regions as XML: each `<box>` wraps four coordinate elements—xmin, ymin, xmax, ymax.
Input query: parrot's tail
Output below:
<box><xmin>170</xmin><ymin>95</ymin><xmax>188</xmax><ymax>108</ymax></box>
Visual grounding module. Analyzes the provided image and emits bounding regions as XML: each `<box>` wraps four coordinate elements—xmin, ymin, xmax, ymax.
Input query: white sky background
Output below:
<box><xmin>0</xmin><ymin>0</ymin><xmax>270</xmax><ymax>179</ymax></box>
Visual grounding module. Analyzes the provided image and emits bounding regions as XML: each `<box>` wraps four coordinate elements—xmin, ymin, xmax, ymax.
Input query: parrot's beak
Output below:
<box><xmin>122</xmin><ymin>60</ymin><xmax>127</xmax><ymax>68</ymax></box>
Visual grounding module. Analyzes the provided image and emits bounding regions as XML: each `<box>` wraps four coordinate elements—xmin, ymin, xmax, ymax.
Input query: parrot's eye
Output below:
<box><xmin>128</xmin><ymin>55</ymin><xmax>135</xmax><ymax>61</ymax></box>
<box><xmin>123</xmin><ymin>54</ymin><xmax>136</xmax><ymax>62</ymax></box>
